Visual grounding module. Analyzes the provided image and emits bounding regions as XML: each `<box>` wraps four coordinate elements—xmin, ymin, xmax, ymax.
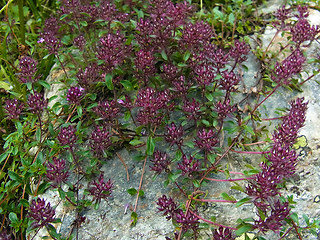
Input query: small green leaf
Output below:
<box><xmin>236</xmin><ymin>197</ymin><xmax>251</xmax><ymax>207</ymax></box>
<box><xmin>9</xmin><ymin>212</ymin><xmax>19</xmax><ymax>224</ymax></box>
<box><xmin>120</xmin><ymin>80</ymin><xmax>132</xmax><ymax>91</ymax></box>
<box><xmin>243</xmin><ymin>125</ymin><xmax>255</xmax><ymax>135</ymax></box>
<box><xmin>161</xmin><ymin>50</ymin><xmax>168</xmax><ymax>61</ymax></box>
<box><xmin>228</xmin><ymin>13</ymin><xmax>235</xmax><ymax>25</ymax></box>
<box><xmin>235</xmin><ymin>224</ymin><xmax>253</xmax><ymax>235</ymax></box>
<box><xmin>205</xmin><ymin>92</ymin><xmax>213</xmax><ymax>101</ymax></box>
<box><xmin>36</xmin><ymin>128</ymin><xmax>41</xmax><ymax>142</ymax></box>
<box><xmin>0</xmin><ymin>152</ymin><xmax>8</xmax><ymax>164</ymax></box>
<box><xmin>127</xmin><ymin>188</ymin><xmax>137</xmax><ymax>196</ymax></box>
<box><xmin>105</xmin><ymin>74</ymin><xmax>114</xmax><ymax>90</ymax></box>
<box><xmin>8</xmin><ymin>171</ymin><xmax>23</xmax><ymax>183</ymax></box>
<box><xmin>131</xmin><ymin>211</ymin><xmax>138</xmax><ymax>226</ymax></box>
<box><xmin>77</xmin><ymin>105</ymin><xmax>83</xmax><ymax>117</ymax></box>
<box><xmin>221</xmin><ymin>192</ymin><xmax>236</xmax><ymax>201</ymax></box>
<box><xmin>129</xmin><ymin>139</ymin><xmax>144</xmax><ymax>146</ymax></box>
<box><xmin>38</xmin><ymin>80</ymin><xmax>51</xmax><ymax>90</ymax></box>
<box><xmin>183</xmin><ymin>50</ymin><xmax>191</xmax><ymax>62</ymax></box>
<box><xmin>290</xmin><ymin>212</ymin><xmax>299</xmax><ymax>224</ymax></box>
<box><xmin>168</xmin><ymin>171</ymin><xmax>181</xmax><ymax>183</ymax></box>
<box><xmin>138</xmin><ymin>190</ymin><xmax>144</xmax><ymax>197</ymax></box>
<box><xmin>146</xmin><ymin>136</ymin><xmax>155</xmax><ymax>156</ymax></box>
<box><xmin>16</xmin><ymin>122</ymin><xmax>23</xmax><ymax>136</ymax></box>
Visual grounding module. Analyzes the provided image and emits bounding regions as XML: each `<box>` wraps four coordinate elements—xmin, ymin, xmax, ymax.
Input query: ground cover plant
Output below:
<box><xmin>0</xmin><ymin>0</ymin><xmax>320</xmax><ymax>239</ymax></box>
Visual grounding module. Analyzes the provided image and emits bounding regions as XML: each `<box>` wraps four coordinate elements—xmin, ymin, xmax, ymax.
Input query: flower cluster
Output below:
<box><xmin>27</xmin><ymin>91</ymin><xmax>48</xmax><ymax>115</ymax></box>
<box><xmin>39</xmin><ymin>18</ymin><xmax>62</xmax><ymax>55</ymax></box>
<box><xmin>165</xmin><ymin>122</ymin><xmax>184</xmax><ymax>147</ymax></box>
<box><xmin>94</xmin><ymin>99</ymin><xmax>120</xmax><ymax>122</ymax></box>
<box><xmin>183</xmin><ymin>98</ymin><xmax>201</xmax><ymax>121</ymax></box>
<box><xmin>76</xmin><ymin>63</ymin><xmax>102</xmax><ymax>87</ymax></box>
<box><xmin>96</xmin><ymin>32</ymin><xmax>131</xmax><ymax>73</ymax></box>
<box><xmin>28</xmin><ymin>198</ymin><xmax>55</xmax><ymax>229</ymax></box>
<box><xmin>215</xmin><ymin>99</ymin><xmax>236</xmax><ymax>121</ymax></box>
<box><xmin>135</xmin><ymin>49</ymin><xmax>156</xmax><ymax>82</ymax></box>
<box><xmin>136</xmin><ymin>87</ymin><xmax>172</xmax><ymax>126</ymax></box>
<box><xmin>272</xmin><ymin>48</ymin><xmax>306</xmax><ymax>85</ymax></box>
<box><xmin>175</xmin><ymin>209</ymin><xmax>199</xmax><ymax>233</ymax></box>
<box><xmin>88</xmin><ymin>173</ymin><xmax>114</xmax><ymax>203</ymax></box>
<box><xmin>246</xmin><ymin>97</ymin><xmax>308</xmax><ymax>231</ymax></box>
<box><xmin>0</xmin><ymin>229</ymin><xmax>11</xmax><ymax>240</ymax></box>
<box><xmin>46</xmin><ymin>157</ymin><xmax>69</xmax><ymax>187</ymax></box>
<box><xmin>156</xmin><ymin>194</ymin><xmax>179</xmax><ymax>220</ymax></box>
<box><xmin>212</xmin><ymin>227</ymin><xmax>236</xmax><ymax>240</ymax></box>
<box><xmin>4</xmin><ymin>99</ymin><xmax>24</xmax><ymax>120</ymax></box>
<box><xmin>177</xmin><ymin>155</ymin><xmax>200</xmax><ymax>177</ymax></box>
<box><xmin>150</xmin><ymin>151</ymin><xmax>171</xmax><ymax>175</ymax></box>
<box><xmin>58</xmin><ymin>125</ymin><xmax>77</xmax><ymax>146</ymax></box>
<box><xmin>89</xmin><ymin>126</ymin><xmax>112</xmax><ymax>157</ymax></box>
<box><xmin>17</xmin><ymin>56</ymin><xmax>38</xmax><ymax>83</ymax></box>
<box><xmin>66</xmin><ymin>86</ymin><xmax>85</xmax><ymax>105</ymax></box>
<box><xmin>194</xmin><ymin>128</ymin><xmax>218</xmax><ymax>152</ymax></box>
<box><xmin>219</xmin><ymin>70</ymin><xmax>240</xmax><ymax>92</ymax></box>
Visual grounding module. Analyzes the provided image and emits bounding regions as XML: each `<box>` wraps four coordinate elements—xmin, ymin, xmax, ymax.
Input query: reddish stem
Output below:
<box><xmin>251</xmin><ymin>84</ymin><xmax>280</xmax><ymax>115</ymax></box>
<box><xmin>191</xmin><ymin>198</ymin><xmax>236</xmax><ymax>203</ymax></box>
<box><xmin>230</xmin><ymin>149</ymin><xmax>270</xmax><ymax>154</ymax></box>
<box><xmin>204</xmin><ymin>177</ymin><xmax>255</xmax><ymax>182</ymax></box>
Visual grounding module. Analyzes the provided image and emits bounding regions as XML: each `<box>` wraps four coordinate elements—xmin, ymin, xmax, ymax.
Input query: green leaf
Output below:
<box><xmin>236</xmin><ymin>197</ymin><xmax>251</xmax><ymax>207</ymax></box>
<box><xmin>77</xmin><ymin>105</ymin><xmax>83</xmax><ymax>117</ymax></box>
<box><xmin>146</xmin><ymin>136</ymin><xmax>155</xmax><ymax>156</ymax></box>
<box><xmin>168</xmin><ymin>171</ymin><xmax>181</xmax><ymax>183</ymax></box>
<box><xmin>207</xmin><ymin>154</ymin><xmax>216</xmax><ymax>164</ymax></box>
<box><xmin>8</xmin><ymin>171</ymin><xmax>23</xmax><ymax>183</ymax></box>
<box><xmin>16</xmin><ymin>122</ymin><xmax>23</xmax><ymax>136</ymax></box>
<box><xmin>221</xmin><ymin>192</ymin><xmax>236</xmax><ymax>201</ymax></box>
<box><xmin>161</xmin><ymin>50</ymin><xmax>168</xmax><ymax>61</ymax></box>
<box><xmin>290</xmin><ymin>212</ymin><xmax>299</xmax><ymax>224</ymax></box>
<box><xmin>38</xmin><ymin>80</ymin><xmax>51</xmax><ymax>90</ymax></box>
<box><xmin>127</xmin><ymin>188</ymin><xmax>137</xmax><ymax>196</ymax></box>
<box><xmin>120</xmin><ymin>80</ymin><xmax>133</xmax><ymax>91</ymax></box>
<box><xmin>129</xmin><ymin>139</ymin><xmax>144</xmax><ymax>146</ymax></box>
<box><xmin>105</xmin><ymin>74</ymin><xmax>114</xmax><ymax>90</ymax></box>
<box><xmin>228</xmin><ymin>13</ymin><xmax>235</xmax><ymax>25</ymax></box>
<box><xmin>131</xmin><ymin>211</ymin><xmax>138</xmax><ymax>226</ymax></box>
<box><xmin>138</xmin><ymin>190</ymin><xmax>144</xmax><ymax>197</ymax></box>
<box><xmin>183</xmin><ymin>50</ymin><xmax>191</xmax><ymax>62</ymax></box>
<box><xmin>243</xmin><ymin>125</ymin><xmax>255</xmax><ymax>135</ymax></box>
<box><xmin>201</xmin><ymin>119</ymin><xmax>210</xmax><ymax>127</ymax></box>
<box><xmin>9</xmin><ymin>212</ymin><xmax>19</xmax><ymax>224</ymax></box>
<box><xmin>0</xmin><ymin>152</ymin><xmax>8</xmax><ymax>164</ymax></box>
<box><xmin>205</xmin><ymin>92</ymin><xmax>213</xmax><ymax>101</ymax></box>
<box><xmin>235</xmin><ymin>224</ymin><xmax>253</xmax><ymax>235</ymax></box>
<box><xmin>36</xmin><ymin>128</ymin><xmax>41</xmax><ymax>142</ymax></box>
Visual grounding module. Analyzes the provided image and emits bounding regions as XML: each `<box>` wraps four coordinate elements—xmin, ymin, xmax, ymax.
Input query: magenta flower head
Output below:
<box><xmin>18</xmin><ymin>56</ymin><xmax>38</xmax><ymax>83</ymax></box>
<box><xmin>28</xmin><ymin>198</ymin><xmax>55</xmax><ymax>229</ymax></box>
<box><xmin>27</xmin><ymin>91</ymin><xmax>48</xmax><ymax>115</ymax></box>
<box><xmin>150</xmin><ymin>150</ymin><xmax>171</xmax><ymax>174</ymax></box>
<box><xmin>220</xmin><ymin>70</ymin><xmax>240</xmax><ymax>92</ymax></box>
<box><xmin>58</xmin><ymin>125</ymin><xmax>77</xmax><ymax>146</ymax></box>
<box><xmin>46</xmin><ymin>157</ymin><xmax>69</xmax><ymax>187</ymax></box>
<box><xmin>89</xmin><ymin>125</ymin><xmax>111</xmax><ymax>157</ymax></box>
<box><xmin>74</xmin><ymin>34</ymin><xmax>86</xmax><ymax>50</ymax></box>
<box><xmin>229</xmin><ymin>40</ymin><xmax>250</xmax><ymax>63</ymax></box>
<box><xmin>156</xmin><ymin>194</ymin><xmax>178</xmax><ymax>220</ymax></box>
<box><xmin>88</xmin><ymin>173</ymin><xmax>114</xmax><ymax>203</ymax></box>
<box><xmin>0</xmin><ymin>229</ymin><xmax>11</xmax><ymax>240</ymax></box>
<box><xmin>165</xmin><ymin>122</ymin><xmax>184</xmax><ymax>147</ymax></box>
<box><xmin>177</xmin><ymin>155</ymin><xmax>200</xmax><ymax>177</ymax></box>
<box><xmin>194</xmin><ymin>128</ymin><xmax>218</xmax><ymax>152</ymax></box>
<box><xmin>66</xmin><ymin>86</ymin><xmax>85</xmax><ymax>105</ymax></box>
<box><xmin>94</xmin><ymin>99</ymin><xmax>119</xmax><ymax>121</ymax></box>
<box><xmin>175</xmin><ymin>209</ymin><xmax>199</xmax><ymax>233</ymax></box>
<box><xmin>183</xmin><ymin>98</ymin><xmax>201</xmax><ymax>121</ymax></box>
<box><xmin>213</xmin><ymin>227</ymin><xmax>236</xmax><ymax>240</ymax></box>
<box><xmin>5</xmin><ymin>99</ymin><xmax>24</xmax><ymax>120</ymax></box>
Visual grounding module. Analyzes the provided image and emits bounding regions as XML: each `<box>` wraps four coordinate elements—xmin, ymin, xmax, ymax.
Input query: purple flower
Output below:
<box><xmin>39</xmin><ymin>33</ymin><xmax>62</xmax><ymax>55</ymax></box>
<box><xmin>215</xmin><ymin>98</ymin><xmax>236</xmax><ymax>121</ymax></box>
<box><xmin>175</xmin><ymin>209</ymin><xmax>199</xmax><ymax>233</ymax></box>
<box><xmin>229</xmin><ymin>40</ymin><xmax>250</xmax><ymax>63</ymax></box>
<box><xmin>177</xmin><ymin>155</ymin><xmax>200</xmax><ymax>177</ymax></box>
<box><xmin>194</xmin><ymin>128</ymin><xmax>218</xmax><ymax>152</ymax></box>
<box><xmin>273</xmin><ymin>5</ymin><xmax>291</xmax><ymax>30</ymax></box>
<box><xmin>156</xmin><ymin>194</ymin><xmax>179</xmax><ymax>220</ymax></box>
<box><xmin>135</xmin><ymin>49</ymin><xmax>156</xmax><ymax>82</ymax></box>
<box><xmin>18</xmin><ymin>56</ymin><xmax>38</xmax><ymax>83</ymax></box>
<box><xmin>27</xmin><ymin>91</ymin><xmax>48</xmax><ymax>115</ymax></box>
<box><xmin>194</xmin><ymin>63</ymin><xmax>215</xmax><ymax>87</ymax></box>
<box><xmin>220</xmin><ymin>70</ymin><xmax>240</xmax><ymax>92</ymax></box>
<box><xmin>76</xmin><ymin>63</ymin><xmax>102</xmax><ymax>86</ymax></box>
<box><xmin>183</xmin><ymin>98</ymin><xmax>201</xmax><ymax>121</ymax></box>
<box><xmin>0</xmin><ymin>229</ymin><xmax>11</xmax><ymax>240</ymax></box>
<box><xmin>254</xmin><ymin>201</ymin><xmax>290</xmax><ymax>233</ymax></box>
<box><xmin>28</xmin><ymin>198</ymin><xmax>55</xmax><ymax>229</ymax></box>
<box><xmin>89</xmin><ymin>126</ymin><xmax>111</xmax><ymax>157</ymax></box>
<box><xmin>46</xmin><ymin>157</ymin><xmax>69</xmax><ymax>187</ymax></box>
<box><xmin>161</xmin><ymin>63</ymin><xmax>179</xmax><ymax>81</ymax></box>
<box><xmin>211</xmin><ymin>48</ymin><xmax>230</xmax><ymax>71</ymax></box>
<box><xmin>96</xmin><ymin>32</ymin><xmax>131</xmax><ymax>73</ymax></box>
<box><xmin>150</xmin><ymin>151</ymin><xmax>171</xmax><ymax>174</ymax></box>
<box><xmin>58</xmin><ymin>125</ymin><xmax>77</xmax><ymax>146</ymax></box>
<box><xmin>213</xmin><ymin>227</ymin><xmax>236</xmax><ymax>240</ymax></box>
<box><xmin>88</xmin><ymin>173</ymin><xmax>114</xmax><ymax>203</ymax></box>
<box><xmin>66</xmin><ymin>86</ymin><xmax>85</xmax><ymax>105</ymax></box>
<box><xmin>172</xmin><ymin>76</ymin><xmax>191</xmax><ymax>97</ymax></box>
<box><xmin>4</xmin><ymin>99</ymin><xmax>24</xmax><ymax>120</ymax></box>
<box><xmin>165</xmin><ymin>122</ymin><xmax>184</xmax><ymax>147</ymax></box>
<box><xmin>182</xmin><ymin>21</ymin><xmax>213</xmax><ymax>49</ymax></box>
<box><xmin>74</xmin><ymin>34</ymin><xmax>86</xmax><ymax>50</ymax></box>
<box><xmin>272</xmin><ymin>48</ymin><xmax>306</xmax><ymax>85</ymax></box>
<box><xmin>94</xmin><ymin>99</ymin><xmax>119</xmax><ymax>122</ymax></box>
<box><xmin>291</xmin><ymin>18</ymin><xmax>320</xmax><ymax>45</ymax></box>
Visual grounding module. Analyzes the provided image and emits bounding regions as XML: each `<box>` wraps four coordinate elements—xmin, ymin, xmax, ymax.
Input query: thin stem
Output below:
<box><xmin>133</xmin><ymin>155</ymin><xmax>147</xmax><ymax>213</ymax></box>
<box><xmin>230</xmin><ymin>149</ymin><xmax>270</xmax><ymax>154</ymax></box>
<box><xmin>204</xmin><ymin>177</ymin><xmax>254</xmax><ymax>182</ymax></box>
<box><xmin>189</xmin><ymin>209</ymin><xmax>238</xmax><ymax>231</ymax></box>
<box><xmin>251</xmin><ymin>84</ymin><xmax>280</xmax><ymax>115</ymax></box>
<box><xmin>262</xmin><ymin>30</ymin><xmax>280</xmax><ymax>59</ymax></box>
<box><xmin>191</xmin><ymin>197</ymin><xmax>237</xmax><ymax>203</ymax></box>
<box><xmin>17</xmin><ymin>0</ymin><xmax>25</xmax><ymax>45</ymax></box>
<box><xmin>242</xmin><ymin>141</ymin><xmax>267</xmax><ymax>146</ymax></box>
